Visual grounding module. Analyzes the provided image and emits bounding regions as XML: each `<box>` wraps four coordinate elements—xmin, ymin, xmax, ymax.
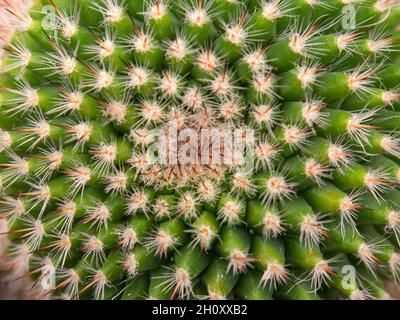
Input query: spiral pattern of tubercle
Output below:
<box><xmin>0</xmin><ymin>0</ymin><xmax>400</xmax><ymax>300</ymax></box>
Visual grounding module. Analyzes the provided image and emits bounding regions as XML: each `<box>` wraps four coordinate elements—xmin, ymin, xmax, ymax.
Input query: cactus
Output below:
<box><xmin>0</xmin><ymin>0</ymin><xmax>400</xmax><ymax>300</ymax></box>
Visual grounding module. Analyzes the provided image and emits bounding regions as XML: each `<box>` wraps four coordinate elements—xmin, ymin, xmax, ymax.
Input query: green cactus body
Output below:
<box><xmin>0</xmin><ymin>0</ymin><xmax>400</xmax><ymax>300</ymax></box>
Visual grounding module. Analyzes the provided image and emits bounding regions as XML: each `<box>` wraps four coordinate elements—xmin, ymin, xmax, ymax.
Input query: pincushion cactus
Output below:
<box><xmin>0</xmin><ymin>0</ymin><xmax>400</xmax><ymax>300</ymax></box>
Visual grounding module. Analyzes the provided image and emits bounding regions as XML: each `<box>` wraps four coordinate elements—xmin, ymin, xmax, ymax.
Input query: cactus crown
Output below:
<box><xmin>0</xmin><ymin>0</ymin><xmax>400</xmax><ymax>300</ymax></box>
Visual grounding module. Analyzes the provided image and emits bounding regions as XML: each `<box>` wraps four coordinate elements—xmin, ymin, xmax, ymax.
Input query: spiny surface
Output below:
<box><xmin>0</xmin><ymin>0</ymin><xmax>400</xmax><ymax>300</ymax></box>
